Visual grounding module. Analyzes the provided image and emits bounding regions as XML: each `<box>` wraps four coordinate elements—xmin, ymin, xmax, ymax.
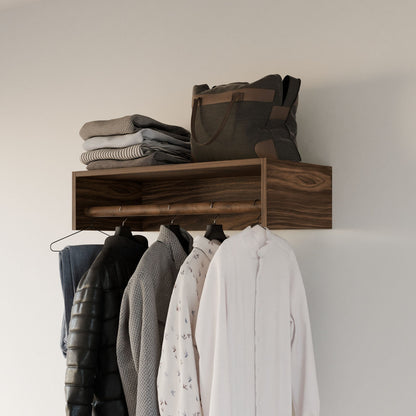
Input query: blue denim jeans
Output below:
<box><xmin>59</xmin><ymin>245</ymin><xmax>103</xmax><ymax>356</ymax></box>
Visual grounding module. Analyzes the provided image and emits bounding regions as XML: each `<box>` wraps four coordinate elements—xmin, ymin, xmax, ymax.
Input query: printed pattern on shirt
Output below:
<box><xmin>157</xmin><ymin>237</ymin><xmax>219</xmax><ymax>416</ymax></box>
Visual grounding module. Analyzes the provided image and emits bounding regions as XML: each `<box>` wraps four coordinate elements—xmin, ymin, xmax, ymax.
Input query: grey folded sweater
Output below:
<box><xmin>79</xmin><ymin>114</ymin><xmax>190</xmax><ymax>140</ymax></box>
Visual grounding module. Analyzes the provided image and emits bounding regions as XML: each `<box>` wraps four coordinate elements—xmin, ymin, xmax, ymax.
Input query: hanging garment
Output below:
<box><xmin>117</xmin><ymin>225</ymin><xmax>193</xmax><ymax>416</ymax></box>
<box><xmin>195</xmin><ymin>225</ymin><xmax>320</xmax><ymax>416</ymax></box>
<box><xmin>59</xmin><ymin>244</ymin><xmax>103</xmax><ymax>356</ymax></box>
<box><xmin>157</xmin><ymin>236</ymin><xmax>220</xmax><ymax>416</ymax></box>
<box><xmin>65</xmin><ymin>233</ymin><xmax>148</xmax><ymax>416</ymax></box>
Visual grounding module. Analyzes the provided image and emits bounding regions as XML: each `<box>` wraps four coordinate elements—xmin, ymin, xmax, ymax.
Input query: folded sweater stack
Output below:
<box><xmin>79</xmin><ymin>114</ymin><xmax>191</xmax><ymax>170</ymax></box>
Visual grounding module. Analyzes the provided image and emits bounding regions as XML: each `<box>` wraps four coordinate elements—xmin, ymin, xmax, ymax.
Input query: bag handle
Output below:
<box><xmin>191</xmin><ymin>91</ymin><xmax>244</xmax><ymax>146</ymax></box>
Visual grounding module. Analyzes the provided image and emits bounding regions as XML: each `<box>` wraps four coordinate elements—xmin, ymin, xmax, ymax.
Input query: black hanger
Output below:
<box><xmin>204</xmin><ymin>216</ymin><xmax>227</xmax><ymax>243</ymax></box>
<box><xmin>114</xmin><ymin>218</ymin><xmax>136</xmax><ymax>241</ymax></box>
<box><xmin>250</xmin><ymin>200</ymin><xmax>264</xmax><ymax>228</ymax></box>
<box><xmin>49</xmin><ymin>226</ymin><xmax>109</xmax><ymax>253</ymax></box>
<box><xmin>166</xmin><ymin>217</ymin><xmax>190</xmax><ymax>253</ymax></box>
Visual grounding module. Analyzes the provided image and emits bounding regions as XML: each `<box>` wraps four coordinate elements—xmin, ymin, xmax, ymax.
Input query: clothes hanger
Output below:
<box><xmin>49</xmin><ymin>226</ymin><xmax>110</xmax><ymax>253</ymax></box>
<box><xmin>250</xmin><ymin>202</ymin><xmax>265</xmax><ymax>228</ymax></box>
<box><xmin>114</xmin><ymin>218</ymin><xmax>136</xmax><ymax>240</ymax></box>
<box><xmin>204</xmin><ymin>214</ymin><xmax>227</xmax><ymax>243</ymax></box>
<box><xmin>166</xmin><ymin>215</ymin><xmax>190</xmax><ymax>253</ymax></box>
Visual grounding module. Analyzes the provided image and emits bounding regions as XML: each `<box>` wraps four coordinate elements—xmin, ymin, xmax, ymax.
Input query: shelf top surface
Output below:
<box><xmin>73</xmin><ymin>158</ymin><xmax>331</xmax><ymax>181</ymax></box>
<box><xmin>74</xmin><ymin>158</ymin><xmax>262</xmax><ymax>180</ymax></box>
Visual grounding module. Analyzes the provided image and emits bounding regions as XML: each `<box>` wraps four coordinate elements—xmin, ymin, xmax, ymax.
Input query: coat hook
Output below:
<box><xmin>167</xmin><ymin>203</ymin><xmax>176</xmax><ymax>225</ymax></box>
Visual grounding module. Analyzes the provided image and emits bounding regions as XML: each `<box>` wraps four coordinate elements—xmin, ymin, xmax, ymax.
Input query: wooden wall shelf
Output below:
<box><xmin>73</xmin><ymin>158</ymin><xmax>332</xmax><ymax>231</ymax></box>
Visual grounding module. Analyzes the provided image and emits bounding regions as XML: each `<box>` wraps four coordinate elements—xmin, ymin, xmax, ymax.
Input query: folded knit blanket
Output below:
<box><xmin>86</xmin><ymin>152</ymin><xmax>191</xmax><ymax>170</ymax></box>
<box><xmin>80</xmin><ymin>143</ymin><xmax>191</xmax><ymax>165</ymax></box>
<box><xmin>83</xmin><ymin>128</ymin><xmax>191</xmax><ymax>151</ymax></box>
<box><xmin>79</xmin><ymin>114</ymin><xmax>190</xmax><ymax>140</ymax></box>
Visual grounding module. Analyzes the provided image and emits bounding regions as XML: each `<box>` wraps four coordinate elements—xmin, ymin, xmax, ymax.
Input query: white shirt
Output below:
<box><xmin>195</xmin><ymin>225</ymin><xmax>320</xmax><ymax>416</ymax></box>
<box><xmin>157</xmin><ymin>236</ymin><xmax>220</xmax><ymax>416</ymax></box>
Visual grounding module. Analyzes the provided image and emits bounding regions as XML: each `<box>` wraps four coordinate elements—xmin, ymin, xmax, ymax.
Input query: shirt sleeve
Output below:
<box><xmin>289</xmin><ymin>252</ymin><xmax>320</xmax><ymax>416</ymax></box>
<box><xmin>116</xmin><ymin>277</ymin><xmax>143</xmax><ymax>416</ymax></box>
<box><xmin>195</xmin><ymin>251</ymin><xmax>231</xmax><ymax>416</ymax></box>
<box><xmin>117</xmin><ymin>269</ymin><xmax>161</xmax><ymax>416</ymax></box>
<box><xmin>135</xmin><ymin>276</ymin><xmax>161</xmax><ymax>415</ymax></box>
<box><xmin>157</xmin><ymin>259</ymin><xmax>203</xmax><ymax>415</ymax></box>
<box><xmin>65</xmin><ymin>273</ymin><xmax>103</xmax><ymax>416</ymax></box>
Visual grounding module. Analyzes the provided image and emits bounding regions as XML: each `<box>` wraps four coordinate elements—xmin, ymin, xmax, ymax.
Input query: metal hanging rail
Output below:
<box><xmin>85</xmin><ymin>200</ymin><xmax>261</xmax><ymax>218</ymax></box>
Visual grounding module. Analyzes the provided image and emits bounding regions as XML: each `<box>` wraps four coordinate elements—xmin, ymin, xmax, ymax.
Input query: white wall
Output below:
<box><xmin>0</xmin><ymin>0</ymin><xmax>415</xmax><ymax>414</ymax></box>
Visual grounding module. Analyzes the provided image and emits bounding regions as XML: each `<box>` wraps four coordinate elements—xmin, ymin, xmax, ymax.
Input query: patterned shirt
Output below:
<box><xmin>157</xmin><ymin>236</ymin><xmax>220</xmax><ymax>416</ymax></box>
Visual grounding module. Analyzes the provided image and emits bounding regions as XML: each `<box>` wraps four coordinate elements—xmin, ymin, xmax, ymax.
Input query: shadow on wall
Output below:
<box><xmin>296</xmin><ymin>72</ymin><xmax>415</xmax><ymax>233</ymax></box>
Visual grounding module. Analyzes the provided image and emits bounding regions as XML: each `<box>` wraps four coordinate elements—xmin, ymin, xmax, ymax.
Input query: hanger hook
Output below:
<box><xmin>49</xmin><ymin>225</ymin><xmax>110</xmax><ymax>253</ymax></box>
<box><xmin>170</xmin><ymin>215</ymin><xmax>176</xmax><ymax>225</ymax></box>
<box><xmin>49</xmin><ymin>229</ymin><xmax>84</xmax><ymax>252</ymax></box>
<box><xmin>213</xmin><ymin>214</ymin><xmax>218</xmax><ymax>224</ymax></box>
<box><xmin>122</xmin><ymin>217</ymin><xmax>128</xmax><ymax>226</ymax></box>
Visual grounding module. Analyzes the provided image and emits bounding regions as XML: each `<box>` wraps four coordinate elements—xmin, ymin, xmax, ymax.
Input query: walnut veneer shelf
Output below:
<box><xmin>73</xmin><ymin>158</ymin><xmax>332</xmax><ymax>231</ymax></box>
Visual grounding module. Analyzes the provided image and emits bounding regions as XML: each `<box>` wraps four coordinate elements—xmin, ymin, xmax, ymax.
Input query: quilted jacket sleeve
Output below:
<box><xmin>289</xmin><ymin>251</ymin><xmax>320</xmax><ymax>416</ymax></box>
<box><xmin>65</xmin><ymin>270</ymin><xmax>103</xmax><ymax>416</ymax></box>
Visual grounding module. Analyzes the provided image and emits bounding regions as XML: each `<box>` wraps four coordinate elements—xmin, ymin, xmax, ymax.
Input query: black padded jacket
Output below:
<box><xmin>65</xmin><ymin>228</ymin><xmax>148</xmax><ymax>416</ymax></box>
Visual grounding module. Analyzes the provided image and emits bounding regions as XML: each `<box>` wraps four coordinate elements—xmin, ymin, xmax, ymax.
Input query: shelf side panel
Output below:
<box><xmin>266</xmin><ymin>161</ymin><xmax>332</xmax><ymax>229</ymax></box>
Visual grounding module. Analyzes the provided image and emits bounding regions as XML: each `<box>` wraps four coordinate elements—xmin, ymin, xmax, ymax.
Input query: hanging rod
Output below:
<box><xmin>85</xmin><ymin>200</ymin><xmax>261</xmax><ymax>218</ymax></box>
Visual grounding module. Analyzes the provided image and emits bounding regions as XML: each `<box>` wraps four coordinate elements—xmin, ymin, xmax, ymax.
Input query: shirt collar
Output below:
<box><xmin>193</xmin><ymin>235</ymin><xmax>221</xmax><ymax>260</ymax></box>
<box><xmin>240</xmin><ymin>224</ymin><xmax>280</xmax><ymax>257</ymax></box>
<box><xmin>157</xmin><ymin>225</ymin><xmax>193</xmax><ymax>269</ymax></box>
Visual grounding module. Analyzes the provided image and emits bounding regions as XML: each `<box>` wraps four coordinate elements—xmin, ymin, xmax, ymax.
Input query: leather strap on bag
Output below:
<box><xmin>191</xmin><ymin>88</ymin><xmax>275</xmax><ymax>146</ymax></box>
<box><xmin>193</xmin><ymin>88</ymin><xmax>275</xmax><ymax>105</ymax></box>
<box><xmin>191</xmin><ymin>91</ymin><xmax>244</xmax><ymax>146</ymax></box>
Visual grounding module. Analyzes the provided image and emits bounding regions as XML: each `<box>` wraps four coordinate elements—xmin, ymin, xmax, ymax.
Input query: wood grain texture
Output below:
<box><xmin>86</xmin><ymin>201</ymin><xmax>261</xmax><ymax>217</ymax></box>
<box><xmin>72</xmin><ymin>158</ymin><xmax>332</xmax><ymax>231</ymax></box>
<box><xmin>266</xmin><ymin>160</ymin><xmax>332</xmax><ymax>229</ymax></box>
<box><xmin>74</xmin><ymin>158</ymin><xmax>262</xmax><ymax>181</ymax></box>
<box><xmin>74</xmin><ymin>176</ymin><xmax>143</xmax><ymax>230</ymax></box>
<box><xmin>139</xmin><ymin>176</ymin><xmax>261</xmax><ymax>230</ymax></box>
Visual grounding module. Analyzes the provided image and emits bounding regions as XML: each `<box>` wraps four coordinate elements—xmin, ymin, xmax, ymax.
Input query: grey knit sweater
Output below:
<box><xmin>117</xmin><ymin>225</ymin><xmax>193</xmax><ymax>416</ymax></box>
